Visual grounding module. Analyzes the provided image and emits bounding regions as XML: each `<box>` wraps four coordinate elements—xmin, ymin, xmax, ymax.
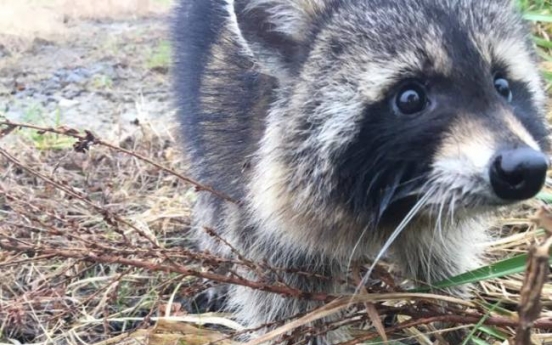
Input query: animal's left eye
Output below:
<box><xmin>494</xmin><ymin>76</ymin><xmax>512</xmax><ymax>102</ymax></box>
<box><xmin>394</xmin><ymin>82</ymin><xmax>428</xmax><ymax>115</ymax></box>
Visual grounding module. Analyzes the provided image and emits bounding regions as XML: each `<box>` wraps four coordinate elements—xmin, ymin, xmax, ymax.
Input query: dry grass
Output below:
<box><xmin>0</xmin><ymin>121</ymin><xmax>199</xmax><ymax>344</ymax></box>
<box><xmin>59</xmin><ymin>0</ymin><xmax>172</xmax><ymax>20</ymax></box>
<box><xmin>1</xmin><ymin>113</ymin><xmax>552</xmax><ymax>345</ymax></box>
<box><xmin>0</xmin><ymin>0</ymin><xmax>172</xmax><ymax>52</ymax></box>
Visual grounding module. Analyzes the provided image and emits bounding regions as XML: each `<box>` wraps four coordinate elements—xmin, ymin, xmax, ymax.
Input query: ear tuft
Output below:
<box><xmin>242</xmin><ymin>0</ymin><xmax>325</xmax><ymax>40</ymax></box>
<box><xmin>233</xmin><ymin>0</ymin><xmax>326</xmax><ymax>78</ymax></box>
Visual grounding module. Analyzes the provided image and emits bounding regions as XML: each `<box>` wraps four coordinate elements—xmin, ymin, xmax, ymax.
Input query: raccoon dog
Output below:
<box><xmin>171</xmin><ymin>0</ymin><xmax>550</xmax><ymax>343</ymax></box>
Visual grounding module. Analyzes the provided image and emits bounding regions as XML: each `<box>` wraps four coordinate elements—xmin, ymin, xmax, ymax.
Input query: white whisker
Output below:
<box><xmin>437</xmin><ymin>191</ymin><xmax>446</xmax><ymax>244</ymax></box>
<box><xmin>351</xmin><ymin>186</ymin><xmax>437</xmax><ymax>298</ymax></box>
<box><xmin>426</xmin><ymin>197</ymin><xmax>440</xmax><ymax>286</ymax></box>
<box><xmin>448</xmin><ymin>193</ymin><xmax>456</xmax><ymax>227</ymax></box>
<box><xmin>346</xmin><ymin>224</ymin><xmax>370</xmax><ymax>275</ymax></box>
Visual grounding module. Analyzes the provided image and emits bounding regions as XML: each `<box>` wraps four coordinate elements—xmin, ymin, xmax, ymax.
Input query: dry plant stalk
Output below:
<box><xmin>351</xmin><ymin>263</ymin><xmax>388</xmax><ymax>344</ymax></box>
<box><xmin>0</xmin><ymin>119</ymin><xmax>239</xmax><ymax>204</ymax></box>
<box><xmin>515</xmin><ymin>206</ymin><xmax>552</xmax><ymax>345</ymax></box>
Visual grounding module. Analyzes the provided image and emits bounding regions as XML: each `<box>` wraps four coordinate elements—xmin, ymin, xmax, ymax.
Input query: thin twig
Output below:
<box><xmin>0</xmin><ymin>119</ymin><xmax>239</xmax><ymax>204</ymax></box>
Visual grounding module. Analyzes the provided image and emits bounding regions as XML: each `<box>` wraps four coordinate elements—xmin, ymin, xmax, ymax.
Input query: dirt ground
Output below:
<box><xmin>0</xmin><ymin>0</ymin><xmax>175</xmax><ymax>141</ymax></box>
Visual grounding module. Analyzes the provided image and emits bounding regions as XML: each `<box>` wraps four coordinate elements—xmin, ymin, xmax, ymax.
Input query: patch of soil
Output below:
<box><xmin>0</xmin><ymin>14</ymin><xmax>175</xmax><ymax>141</ymax></box>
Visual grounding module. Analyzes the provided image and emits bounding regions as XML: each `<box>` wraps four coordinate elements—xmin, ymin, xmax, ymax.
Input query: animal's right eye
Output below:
<box><xmin>394</xmin><ymin>82</ymin><xmax>428</xmax><ymax>115</ymax></box>
<box><xmin>494</xmin><ymin>76</ymin><xmax>513</xmax><ymax>102</ymax></box>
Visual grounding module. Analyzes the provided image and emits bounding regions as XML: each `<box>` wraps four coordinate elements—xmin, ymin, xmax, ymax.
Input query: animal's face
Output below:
<box><xmin>236</xmin><ymin>0</ymin><xmax>550</xmax><ymax>228</ymax></box>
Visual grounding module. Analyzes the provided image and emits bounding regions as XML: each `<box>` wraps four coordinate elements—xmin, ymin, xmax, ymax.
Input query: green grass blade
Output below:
<box><xmin>471</xmin><ymin>337</ymin><xmax>492</xmax><ymax>345</ymax></box>
<box><xmin>524</xmin><ymin>12</ymin><xmax>552</xmax><ymax>23</ymax></box>
<box><xmin>477</xmin><ymin>326</ymin><xmax>509</xmax><ymax>341</ymax></box>
<box><xmin>477</xmin><ymin>300</ymin><xmax>517</xmax><ymax>317</ymax></box>
<box><xmin>364</xmin><ymin>340</ymin><xmax>408</xmax><ymax>345</ymax></box>
<box><xmin>534</xmin><ymin>36</ymin><xmax>552</xmax><ymax>49</ymax></box>
<box><xmin>413</xmin><ymin>252</ymin><xmax>551</xmax><ymax>291</ymax></box>
<box><xmin>537</xmin><ymin>192</ymin><xmax>552</xmax><ymax>203</ymax></box>
<box><xmin>461</xmin><ymin>301</ymin><xmax>502</xmax><ymax>345</ymax></box>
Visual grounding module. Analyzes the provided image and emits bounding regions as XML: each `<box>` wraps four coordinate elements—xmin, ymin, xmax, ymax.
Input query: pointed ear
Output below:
<box><xmin>233</xmin><ymin>0</ymin><xmax>326</xmax><ymax>79</ymax></box>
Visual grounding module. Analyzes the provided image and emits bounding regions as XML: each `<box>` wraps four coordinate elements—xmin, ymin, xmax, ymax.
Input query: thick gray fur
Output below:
<box><xmin>171</xmin><ymin>0</ymin><xmax>551</xmax><ymax>343</ymax></box>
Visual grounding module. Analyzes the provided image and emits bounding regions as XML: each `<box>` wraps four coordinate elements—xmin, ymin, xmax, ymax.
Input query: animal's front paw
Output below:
<box><xmin>184</xmin><ymin>285</ymin><xmax>228</xmax><ymax>314</ymax></box>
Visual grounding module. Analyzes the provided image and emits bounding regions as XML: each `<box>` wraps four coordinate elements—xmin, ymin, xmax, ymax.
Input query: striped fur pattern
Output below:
<box><xmin>171</xmin><ymin>0</ymin><xmax>551</xmax><ymax>343</ymax></box>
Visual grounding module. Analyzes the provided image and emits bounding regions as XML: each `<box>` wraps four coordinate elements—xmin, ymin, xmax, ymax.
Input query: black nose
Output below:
<box><xmin>490</xmin><ymin>147</ymin><xmax>548</xmax><ymax>201</ymax></box>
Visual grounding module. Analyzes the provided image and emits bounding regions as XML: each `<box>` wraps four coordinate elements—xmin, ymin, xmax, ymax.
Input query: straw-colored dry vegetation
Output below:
<box><xmin>0</xmin><ymin>0</ymin><xmax>173</xmax><ymax>55</ymax></box>
<box><xmin>2</xmin><ymin>1</ymin><xmax>552</xmax><ymax>345</ymax></box>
